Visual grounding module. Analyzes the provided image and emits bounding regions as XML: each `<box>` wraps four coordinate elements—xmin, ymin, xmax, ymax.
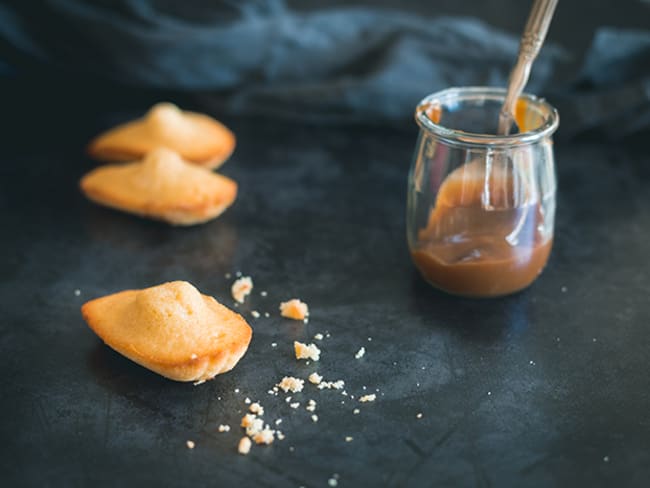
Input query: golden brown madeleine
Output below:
<box><xmin>80</xmin><ymin>147</ymin><xmax>237</xmax><ymax>225</ymax></box>
<box><xmin>81</xmin><ymin>281</ymin><xmax>252</xmax><ymax>382</ymax></box>
<box><xmin>87</xmin><ymin>102</ymin><xmax>236</xmax><ymax>169</ymax></box>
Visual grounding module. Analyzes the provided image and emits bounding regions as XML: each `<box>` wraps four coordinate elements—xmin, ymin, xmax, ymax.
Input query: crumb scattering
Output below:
<box><xmin>308</xmin><ymin>372</ymin><xmax>323</xmax><ymax>385</ymax></box>
<box><xmin>231</xmin><ymin>276</ymin><xmax>253</xmax><ymax>303</ymax></box>
<box><xmin>280</xmin><ymin>299</ymin><xmax>309</xmax><ymax>320</ymax></box>
<box><xmin>277</xmin><ymin>376</ymin><xmax>305</xmax><ymax>393</ymax></box>
<box><xmin>238</xmin><ymin>437</ymin><xmax>251</xmax><ymax>455</ymax></box>
<box><xmin>355</xmin><ymin>347</ymin><xmax>366</xmax><ymax>359</ymax></box>
<box><xmin>186</xmin><ymin>440</ymin><xmax>195</xmax><ymax>449</ymax></box>
<box><xmin>359</xmin><ymin>394</ymin><xmax>376</xmax><ymax>403</ymax></box>
<box><xmin>294</xmin><ymin>341</ymin><xmax>321</xmax><ymax>361</ymax></box>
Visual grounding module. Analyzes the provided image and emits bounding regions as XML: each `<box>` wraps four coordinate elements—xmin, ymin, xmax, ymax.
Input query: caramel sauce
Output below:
<box><xmin>411</xmin><ymin>159</ymin><xmax>552</xmax><ymax>297</ymax></box>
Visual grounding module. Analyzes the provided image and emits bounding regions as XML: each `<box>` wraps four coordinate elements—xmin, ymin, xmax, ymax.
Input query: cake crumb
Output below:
<box><xmin>275</xmin><ymin>419</ymin><xmax>283</xmax><ymax>425</ymax></box>
<box><xmin>290</xmin><ymin>402</ymin><xmax>300</xmax><ymax>409</ymax></box>
<box><xmin>74</xmin><ymin>289</ymin><xmax>81</xmax><ymax>296</ymax></box>
<box><xmin>253</xmin><ymin>428</ymin><xmax>275</xmax><ymax>445</ymax></box>
<box><xmin>277</xmin><ymin>376</ymin><xmax>305</xmax><ymax>393</ymax></box>
<box><xmin>241</xmin><ymin>413</ymin><xmax>256</xmax><ymax>428</ymax></box>
<box><xmin>328</xmin><ymin>478</ymin><xmax>338</xmax><ymax>487</ymax></box>
<box><xmin>308</xmin><ymin>372</ymin><xmax>323</xmax><ymax>385</ymax></box>
<box><xmin>306</xmin><ymin>399</ymin><xmax>317</xmax><ymax>412</ymax></box>
<box><xmin>359</xmin><ymin>394</ymin><xmax>376</xmax><ymax>403</ymax></box>
<box><xmin>294</xmin><ymin>341</ymin><xmax>321</xmax><ymax>361</ymax></box>
<box><xmin>314</xmin><ymin>333</ymin><xmax>324</xmax><ymax>341</ymax></box>
<box><xmin>238</xmin><ymin>437</ymin><xmax>252</xmax><ymax>455</ymax></box>
<box><xmin>218</xmin><ymin>424</ymin><xmax>230</xmax><ymax>432</ymax></box>
<box><xmin>249</xmin><ymin>402</ymin><xmax>264</xmax><ymax>416</ymax></box>
<box><xmin>353</xmin><ymin>408</ymin><xmax>360</xmax><ymax>415</ymax></box>
<box><xmin>355</xmin><ymin>347</ymin><xmax>366</xmax><ymax>359</ymax></box>
<box><xmin>345</xmin><ymin>436</ymin><xmax>353</xmax><ymax>442</ymax></box>
<box><xmin>261</xmin><ymin>291</ymin><xmax>268</xmax><ymax>297</ymax></box>
<box><xmin>251</xmin><ymin>310</ymin><xmax>260</xmax><ymax>318</ymax></box>
<box><xmin>231</xmin><ymin>276</ymin><xmax>253</xmax><ymax>303</ymax></box>
<box><xmin>603</xmin><ymin>456</ymin><xmax>610</xmax><ymax>462</ymax></box>
<box><xmin>317</xmin><ymin>380</ymin><xmax>345</xmax><ymax>390</ymax></box>
<box><xmin>264</xmin><ymin>312</ymin><xmax>270</xmax><ymax>318</ymax></box>
<box><xmin>186</xmin><ymin>440</ymin><xmax>195</xmax><ymax>449</ymax></box>
<box><xmin>311</xmin><ymin>414</ymin><xmax>318</xmax><ymax>422</ymax></box>
<box><xmin>225</xmin><ymin>272</ymin><xmax>232</xmax><ymax>279</ymax></box>
<box><xmin>277</xmin><ymin>431</ymin><xmax>285</xmax><ymax>440</ymax></box>
<box><xmin>416</xmin><ymin>413</ymin><xmax>423</xmax><ymax>419</ymax></box>
<box><xmin>280</xmin><ymin>299</ymin><xmax>309</xmax><ymax>320</ymax></box>
<box><xmin>271</xmin><ymin>342</ymin><xmax>277</xmax><ymax>348</ymax></box>
<box><xmin>193</xmin><ymin>379</ymin><xmax>206</xmax><ymax>386</ymax></box>
<box><xmin>244</xmin><ymin>397</ymin><xmax>251</xmax><ymax>404</ymax></box>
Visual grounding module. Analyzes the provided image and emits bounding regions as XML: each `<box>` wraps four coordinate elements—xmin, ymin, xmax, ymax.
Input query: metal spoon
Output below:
<box><xmin>498</xmin><ymin>0</ymin><xmax>559</xmax><ymax>135</ymax></box>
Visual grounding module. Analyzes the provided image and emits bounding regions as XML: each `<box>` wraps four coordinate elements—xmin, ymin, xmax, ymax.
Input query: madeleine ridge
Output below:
<box><xmin>80</xmin><ymin>147</ymin><xmax>238</xmax><ymax>225</ymax></box>
<box><xmin>87</xmin><ymin>102</ymin><xmax>236</xmax><ymax>169</ymax></box>
<box><xmin>81</xmin><ymin>281</ymin><xmax>253</xmax><ymax>382</ymax></box>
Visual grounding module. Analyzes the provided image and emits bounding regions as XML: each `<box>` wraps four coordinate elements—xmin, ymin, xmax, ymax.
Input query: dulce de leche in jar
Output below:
<box><xmin>407</xmin><ymin>87</ymin><xmax>559</xmax><ymax>297</ymax></box>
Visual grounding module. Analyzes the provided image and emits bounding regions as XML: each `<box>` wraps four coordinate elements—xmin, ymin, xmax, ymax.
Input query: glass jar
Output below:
<box><xmin>407</xmin><ymin>87</ymin><xmax>558</xmax><ymax>297</ymax></box>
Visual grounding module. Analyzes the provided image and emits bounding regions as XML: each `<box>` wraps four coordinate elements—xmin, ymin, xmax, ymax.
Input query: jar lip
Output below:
<box><xmin>415</xmin><ymin>86</ymin><xmax>559</xmax><ymax>147</ymax></box>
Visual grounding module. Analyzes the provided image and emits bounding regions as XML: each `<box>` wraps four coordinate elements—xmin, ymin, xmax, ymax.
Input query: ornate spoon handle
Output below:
<box><xmin>498</xmin><ymin>0</ymin><xmax>559</xmax><ymax>135</ymax></box>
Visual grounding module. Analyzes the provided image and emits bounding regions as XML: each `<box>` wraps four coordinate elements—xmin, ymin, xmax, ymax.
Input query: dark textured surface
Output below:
<box><xmin>2</xmin><ymin>91</ymin><xmax>650</xmax><ymax>487</ymax></box>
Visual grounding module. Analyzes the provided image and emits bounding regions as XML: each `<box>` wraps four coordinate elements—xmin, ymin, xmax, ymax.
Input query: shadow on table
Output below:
<box><xmin>408</xmin><ymin>271</ymin><xmax>533</xmax><ymax>343</ymax></box>
<box><xmin>79</xmin><ymin>203</ymin><xmax>240</xmax><ymax>275</ymax></box>
<box><xmin>86</xmin><ymin>343</ymin><xmax>194</xmax><ymax>423</ymax></box>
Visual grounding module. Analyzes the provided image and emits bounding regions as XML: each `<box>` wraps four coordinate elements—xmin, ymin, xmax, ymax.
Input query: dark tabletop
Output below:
<box><xmin>1</xmin><ymin>82</ymin><xmax>650</xmax><ymax>487</ymax></box>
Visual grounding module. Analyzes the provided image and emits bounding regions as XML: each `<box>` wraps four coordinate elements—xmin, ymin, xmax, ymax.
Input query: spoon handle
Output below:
<box><xmin>498</xmin><ymin>0</ymin><xmax>559</xmax><ymax>135</ymax></box>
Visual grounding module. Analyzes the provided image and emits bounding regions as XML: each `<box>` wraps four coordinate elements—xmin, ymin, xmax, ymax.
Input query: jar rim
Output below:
<box><xmin>415</xmin><ymin>86</ymin><xmax>559</xmax><ymax>147</ymax></box>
